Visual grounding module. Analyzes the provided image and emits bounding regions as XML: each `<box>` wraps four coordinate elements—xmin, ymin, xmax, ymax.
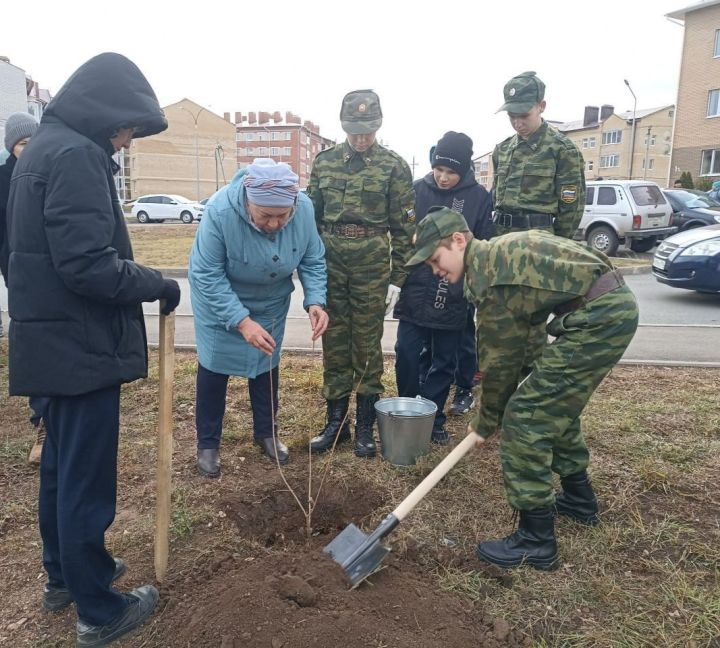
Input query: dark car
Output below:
<box><xmin>662</xmin><ymin>189</ymin><xmax>720</xmax><ymax>231</ymax></box>
<box><xmin>652</xmin><ymin>224</ymin><xmax>720</xmax><ymax>293</ymax></box>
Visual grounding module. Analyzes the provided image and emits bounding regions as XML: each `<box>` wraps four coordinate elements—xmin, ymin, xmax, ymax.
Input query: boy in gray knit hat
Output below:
<box><xmin>1</xmin><ymin>111</ymin><xmax>42</xmax><ymax>463</ymax></box>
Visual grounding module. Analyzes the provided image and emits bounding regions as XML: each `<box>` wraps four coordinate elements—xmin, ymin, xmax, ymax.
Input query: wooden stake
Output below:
<box><xmin>154</xmin><ymin>306</ymin><xmax>175</xmax><ymax>582</ymax></box>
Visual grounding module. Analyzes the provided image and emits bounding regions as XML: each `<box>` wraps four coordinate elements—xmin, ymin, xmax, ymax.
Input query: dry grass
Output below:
<box><xmin>1</xmin><ymin>345</ymin><xmax>718</xmax><ymax>647</ymax></box>
<box><xmin>127</xmin><ymin>224</ymin><xmax>196</xmax><ymax>268</ymax></box>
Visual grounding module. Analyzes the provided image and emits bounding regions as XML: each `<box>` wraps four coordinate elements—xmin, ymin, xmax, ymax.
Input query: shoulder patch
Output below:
<box><xmin>560</xmin><ymin>185</ymin><xmax>578</xmax><ymax>203</ymax></box>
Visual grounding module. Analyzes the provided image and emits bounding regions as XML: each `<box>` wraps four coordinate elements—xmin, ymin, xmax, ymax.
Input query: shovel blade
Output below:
<box><xmin>324</xmin><ymin>523</ymin><xmax>391</xmax><ymax>588</ymax></box>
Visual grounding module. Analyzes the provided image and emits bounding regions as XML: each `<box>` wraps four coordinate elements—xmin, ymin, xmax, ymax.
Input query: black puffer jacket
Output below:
<box><xmin>0</xmin><ymin>153</ymin><xmax>16</xmax><ymax>284</ymax></box>
<box><xmin>393</xmin><ymin>170</ymin><xmax>494</xmax><ymax>329</ymax></box>
<box><xmin>7</xmin><ymin>53</ymin><xmax>169</xmax><ymax>397</ymax></box>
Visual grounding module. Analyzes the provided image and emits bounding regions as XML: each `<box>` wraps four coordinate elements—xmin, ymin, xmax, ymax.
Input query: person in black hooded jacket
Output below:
<box><xmin>393</xmin><ymin>132</ymin><xmax>494</xmax><ymax>444</ymax></box>
<box><xmin>6</xmin><ymin>52</ymin><xmax>180</xmax><ymax>646</ymax></box>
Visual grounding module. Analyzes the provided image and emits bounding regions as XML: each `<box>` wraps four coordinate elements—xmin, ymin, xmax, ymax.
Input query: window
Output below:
<box><xmin>708</xmin><ymin>90</ymin><xmax>720</xmax><ymax>117</ymax></box>
<box><xmin>641</xmin><ymin>158</ymin><xmax>655</xmax><ymax>171</ymax></box>
<box><xmin>585</xmin><ymin>187</ymin><xmax>595</xmax><ymax>205</ymax></box>
<box><xmin>597</xmin><ymin>187</ymin><xmax>617</xmax><ymax>205</ymax></box>
<box><xmin>586</xmin><ymin>160</ymin><xmax>594</xmax><ymax>172</ymax></box>
<box><xmin>257</xmin><ymin>147</ymin><xmax>268</xmax><ymax>156</ymax></box>
<box><xmin>644</xmin><ymin>134</ymin><xmax>656</xmax><ymax>146</ymax></box>
<box><xmin>701</xmin><ymin>149</ymin><xmax>720</xmax><ymax>175</ymax></box>
<box><xmin>245</xmin><ymin>132</ymin><xmax>254</xmax><ymax>141</ymax></box>
<box><xmin>581</xmin><ymin>138</ymin><xmax>588</xmax><ymax>149</ymax></box>
<box><xmin>602</xmin><ymin>130</ymin><xmax>622</xmax><ymax>145</ymax></box>
<box><xmin>668</xmin><ymin>109</ymin><xmax>674</xmax><ymax>118</ymax></box>
<box><xmin>600</xmin><ymin>154</ymin><xmax>620</xmax><ymax>168</ymax></box>
<box><xmin>270</xmin><ymin>147</ymin><xmax>281</xmax><ymax>156</ymax></box>
<box><xmin>285</xmin><ymin>132</ymin><xmax>291</xmax><ymax>140</ymax></box>
<box><xmin>237</xmin><ymin>147</ymin><xmax>247</xmax><ymax>156</ymax></box>
<box><xmin>715</xmin><ymin>29</ymin><xmax>720</xmax><ymax>57</ymax></box>
<box><xmin>629</xmin><ymin>185</ymin><xmax>666</xmax><ymax>206</ymax></box>
<box><xmin>272</xmin><ymin>131</ymin><xmax>286</xmax><ymax>141</ymax></box>
<box><xmin>589</xmin><ymin>137</ymin><xmax>596</xmax><ymax>148</ymax></box>
<box><xmin>283</xmin><ymin>147</ymin><xmax>292</xmax><ymax>156</ymax></box>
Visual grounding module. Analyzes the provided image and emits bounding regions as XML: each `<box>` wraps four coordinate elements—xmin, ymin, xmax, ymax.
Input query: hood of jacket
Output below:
<box><xmin>43</xmin><ymin>52</ymin><xmax>167</xmax><ymax>153</ymax></box>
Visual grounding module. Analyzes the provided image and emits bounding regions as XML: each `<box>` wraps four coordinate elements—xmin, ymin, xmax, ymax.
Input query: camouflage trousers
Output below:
<box><xmin>499</xmin><ymin>284</ymin><xmax>638</xmax><ymax>510</ymax></box>
<box><xmin>320</xmin><ymin>233</ymin><xmax>391</xmax><ymax>399</ymax></box>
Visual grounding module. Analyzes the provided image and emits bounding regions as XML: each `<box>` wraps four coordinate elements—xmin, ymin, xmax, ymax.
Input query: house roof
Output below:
<box><xmin>616</xmin><ymin>105</ymin><xmax>674</xmax><ymax>120</ymax></box>
<box><xmin>555</xmin><ymin>105</ymin><xmax>674</xmax><ymax>132</ymax></box>
<box><xmin>667</xmin><ymin>0</ymin><xmax>720</xmax><ymax>21</ymax></box>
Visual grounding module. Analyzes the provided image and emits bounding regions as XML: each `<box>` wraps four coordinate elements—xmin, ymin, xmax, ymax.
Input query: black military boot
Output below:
<box><xmin>476</xmin><ymin>508</ymin><xmax>560</xmax><ymax>571</ymax></box>
<box><xmin>354</xmin><ymin>394</ymin><xmax>378</xmax><ymax>458</ymax></box>
<box><xmin>555</xmin><ymin>471</ymin><xmax>600</xmax><ymax>526</ymax></box>
<box><xmin>310</xmin><ymin>397</ymin><xmax>351</xmax><ymax>453</ymax></box>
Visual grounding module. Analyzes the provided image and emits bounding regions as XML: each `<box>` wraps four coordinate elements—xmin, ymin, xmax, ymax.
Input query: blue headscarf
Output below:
<box><xmin>243</xmin><ymin>158</ymin><xmax>299</xmax><ymax>207</ymax></box>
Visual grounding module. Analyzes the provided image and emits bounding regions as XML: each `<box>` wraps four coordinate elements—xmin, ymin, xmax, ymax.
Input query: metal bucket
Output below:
<box><xmin>375</xmin><ymin>396</ymin><xmax>438</xmax><ymax>467</ymax></box>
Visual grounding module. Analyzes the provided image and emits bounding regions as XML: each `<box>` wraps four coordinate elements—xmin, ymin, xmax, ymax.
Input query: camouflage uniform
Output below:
<box><xmin>492</xmin><ymin>71</ymin><xmax>587</xmax><ymax>374</ymax></box>
<box><xmin>464</xmin><ymin>231</ymin><xmax>638</xmax><ymax>510</ymax></box>
<box><xmin>307</xmin><ymin>141</ymin><xmax>414</xmax><ymax>398</ymax></box>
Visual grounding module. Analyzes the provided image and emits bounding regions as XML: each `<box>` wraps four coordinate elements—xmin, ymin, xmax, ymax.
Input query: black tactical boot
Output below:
<box><xmin>310</xmin><ymin>397</ymin><xmax>351</xmax><ymax>453</ymax></box>
<box><xmin>555</xmin><ymin>471</ymin><xmax>600</xmax><ymax>526</ymax></box>
<box><xmin>476</xmin><ymin>508</ymin><xmax>560</xmax><ymax>571</ymax></box>
<box><xmin>354</xmin><ymin>394</ymin><xmax>378</xmax><ymax>458</ymax></box>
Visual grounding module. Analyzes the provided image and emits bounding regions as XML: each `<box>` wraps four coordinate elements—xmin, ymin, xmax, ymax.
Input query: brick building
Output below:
<box><xmin>127</xmin><ymin>99</ymin><xmax>237</xmax><ymax>201</ymax></box>
<box><xmin>227</xmin><ymin>110</ymin><xmax>335</xmax><ymax>187</ymax></box>
<box><xmin>667</xmin><ymin>0</ymin><xmax>720</xmax><ymax>186</ymax></box>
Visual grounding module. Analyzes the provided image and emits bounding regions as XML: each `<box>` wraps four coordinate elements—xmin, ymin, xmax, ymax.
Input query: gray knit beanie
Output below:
<box><xmin>4</xmin><ymin>112</ymin><xmax>39</xmax><ymax>153</ymax></box>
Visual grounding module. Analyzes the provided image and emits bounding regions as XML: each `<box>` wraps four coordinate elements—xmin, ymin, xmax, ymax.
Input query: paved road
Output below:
<box><xmin>2</xmin><ymin>271</ymin><xmax>718</xmax><ymax>366</ymax></box>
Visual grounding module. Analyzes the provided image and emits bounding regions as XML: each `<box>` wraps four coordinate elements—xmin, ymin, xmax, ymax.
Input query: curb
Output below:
<box><xmin>617</xmin><ymin>264</ymin><xmax>652</xmax><ymax>276</ymax></box>
<box><xmin>159</xmin><ymin>268</ymin><xmax>189</xmax><ymax>278</ymax></box>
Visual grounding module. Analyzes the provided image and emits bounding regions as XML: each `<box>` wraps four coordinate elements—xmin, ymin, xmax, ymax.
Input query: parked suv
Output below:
<box><xmin>575</xmin><ymin>180</ymin><xmax>676</xmax><ymax>256</ymax></box>
<box><xmin>131</xmin><ymin>194</ymin><xmax>204</xmax><ymax>224</ymax></box>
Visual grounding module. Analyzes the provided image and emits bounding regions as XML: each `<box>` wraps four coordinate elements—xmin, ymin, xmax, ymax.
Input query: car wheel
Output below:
<box><xmin>587</xmin><ymin>225</ymin><xmax>619</xmax><ymax>256</ymax></box>
<box><xmin>630</xmin><ymin>237</ymin><xmax>656</xmax><ymax>253</ymax></box>
<box><xmin>136</xmin><ymin>211</ymin><xmax>149</xmax><ymax>224</ymax></box>
<box><xmin>180</xmin><ymin>211</ymin><xmax>194</xmax><ymax>224</ymax></box>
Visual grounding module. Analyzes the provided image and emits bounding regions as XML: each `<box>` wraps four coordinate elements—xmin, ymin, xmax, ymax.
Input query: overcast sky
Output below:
<box><xmin>4</xmin><ymin>0</ymin><xmax>689</xmax><ymax>177</ymax></box>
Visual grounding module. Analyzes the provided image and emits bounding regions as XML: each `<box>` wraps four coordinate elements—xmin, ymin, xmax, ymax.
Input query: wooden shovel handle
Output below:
<box><xmin>393</xmin><ymin>431</ymin><xmax>483</xmax><ymax>522</ymax></box>
<box><xmin>154</xmin><ymin>305</ymin><xmax>175</xmax><ymax>582</ymax></box>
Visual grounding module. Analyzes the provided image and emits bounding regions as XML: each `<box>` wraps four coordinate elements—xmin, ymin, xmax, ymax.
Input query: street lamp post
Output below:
<box><xmin>643</xmin><ymin>126</ymin><xmax>652</xmax><ymax>180</ymax></box>
<box><xmin>181</xmin><ymin>105</ymin><xmax>205</xmax><ymax>201</ymax></box>
<box><xmin>624</xmin><ymin>79</ymin><xmax>637</xmax><ymax>180</ymax></box>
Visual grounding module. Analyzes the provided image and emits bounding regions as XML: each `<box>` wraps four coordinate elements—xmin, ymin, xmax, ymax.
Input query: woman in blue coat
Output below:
<box><xmin>189</xmin><ymin>159</ymin><xmax>328</xmax><ymax>476</ymax></box>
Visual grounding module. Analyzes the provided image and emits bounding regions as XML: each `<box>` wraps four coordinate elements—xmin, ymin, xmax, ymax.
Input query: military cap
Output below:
<box><xmin>497</xmin><ymin>71</ymin><xmax>546</xmax><ymax>113</ymax></box>
<box><xmin>406</xmin><ymin>206</ymin><xmax>469</xmax><ymax>268</ymax></box>
<box><xmin>340</xmin><ymin>89</ymin><xmax>383</xmax><ymax>134</ymax></box>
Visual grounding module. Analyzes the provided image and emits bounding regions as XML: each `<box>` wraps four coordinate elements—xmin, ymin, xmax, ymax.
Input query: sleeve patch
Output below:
<box><xmin>405</xmin><ymin>208</ymin><xmax>416</xmax><ymax>224</ymax></box>
<box><xmin>560</xmin><ymin>185</ymin><xmax>577</xmax><ymax>204</ymax></box>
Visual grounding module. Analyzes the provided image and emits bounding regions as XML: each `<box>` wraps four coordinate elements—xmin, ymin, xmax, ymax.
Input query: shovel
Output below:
<box><xmin>324</xmin><ymin>430</ymin><xmax>483</xmax><ymax>587</ymax></box>
<box><xmin>154</xmin><ymin>304</ymin><xmax>175</xmax><ymax>582</ymax></box>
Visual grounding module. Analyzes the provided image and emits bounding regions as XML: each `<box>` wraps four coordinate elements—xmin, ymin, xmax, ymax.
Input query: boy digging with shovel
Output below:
<box><xmin>405</xmin><ymin>206</ymin><xmax>638</xmax><ymax>570</ymax></box>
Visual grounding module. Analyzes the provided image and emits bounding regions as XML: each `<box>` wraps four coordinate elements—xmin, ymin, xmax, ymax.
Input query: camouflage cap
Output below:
<box><xmin>340</xmin><ymin>89</ymin><xmax>383</xmax><ymax>134</ymax></box>
<box><xmin>497</xmin><ymin>71</ymin><xmax>545</xmax><ymax>113</ymax></box>
<box><xmin>406</xmin><ymin>207</ymin><xmax>470</xmax><ymax>268</ymax></box>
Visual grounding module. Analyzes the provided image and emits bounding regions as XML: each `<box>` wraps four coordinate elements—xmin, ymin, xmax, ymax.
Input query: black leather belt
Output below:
<box><xmin>495</xmin><ymin>211</ymin><xmax>554</xmax><ymax>229</ymax></box>
<box><xmin>554</xmin><ymin>270</ymin><xmax>625</xmax><ymax>316</ymax></box>
<box><xmin>324</xmin><ymin>223</ymin><xmax>388</xmax><ymax>238</ymax></box>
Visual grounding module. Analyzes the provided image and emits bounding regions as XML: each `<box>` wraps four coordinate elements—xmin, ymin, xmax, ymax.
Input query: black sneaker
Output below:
<box><xmin>449</xmin><ymin>388</ymin><xmax>475</xmax><ymax>416</ymax></box>
<box><xmin>43</xmin><ymin>558</ymin><xmax>127</xmax><ymax>612</ymax></box>
<box><xmin>431</xmin><ymin>428</ymin><xmax>450</xmax><ymax>445</ymax></box>
<box><xmin>76</xmin><ymin>584</ymin><xmax>158</xmax><ymax>647</ymax></box>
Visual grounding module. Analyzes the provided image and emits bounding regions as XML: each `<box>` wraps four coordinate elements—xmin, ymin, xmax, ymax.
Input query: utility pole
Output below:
<box><xmin>624</xmin><ymin>79</ymin><xmax>637</xmax><ymax>180</ymax></box>
<box><xmin>181</xmin><ymin>105</ymin><xmax>205</xmax><ymax>201</ymax></box>
<box><xmin>410</xmin><ymin>155</ymin><xmax>418</xmax><ymax>180</ymax></box>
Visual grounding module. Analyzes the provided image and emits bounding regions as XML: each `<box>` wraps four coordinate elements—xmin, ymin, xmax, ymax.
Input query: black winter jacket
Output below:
<box><xmin>7</xmin><ymin>53</ymin><xmax>168</xmax><ymax>397</ymax></box>
<box><xmin>0</xmin><ymin>153</ymin><xmax>16</xmax><ymax>284</ymax></box>
<box><xmin>393</xmin><ymin>171</ymin><xmax>494</xmax><ymax>329</ymax></box>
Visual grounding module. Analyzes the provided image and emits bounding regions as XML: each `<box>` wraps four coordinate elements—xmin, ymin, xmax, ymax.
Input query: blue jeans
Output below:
<box><xmin>40</xmin><ymin>385</ymin><xmax>128</xmax><ymax>626</ymax></box>
<box><xmin>395</xmin><ymin>321</ymin><xmax>458</xmax><ymax>431</ymax></box>
<box><xmin>195</xmin><ymin>363</ymin><xmax>279</xmax><ymax>449</ymax></box>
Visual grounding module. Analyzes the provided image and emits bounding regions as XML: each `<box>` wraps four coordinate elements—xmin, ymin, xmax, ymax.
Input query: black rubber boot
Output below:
<box><xmin>476</xmin><ymin>508</ymin><xmax>560</xmax><ymax>571</ymax></box>
<box><xmin>555</xmin><ymin>471</ymin><xmax>600</xmax><ymax>526</ymax></box>
<box><xmin>310</xmin><ymin>397</ymin><xmax>351</xmax><ymax>453</ymax></box>
<box><xmin>354</xmin><ymin>394</ymin><xmax>378</xmax><ymax>458</ymax></box>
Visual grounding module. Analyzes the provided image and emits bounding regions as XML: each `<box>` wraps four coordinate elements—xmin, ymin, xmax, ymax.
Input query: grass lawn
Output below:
<box><xmin>1</xmin><ymin>343</ymin><xmax>718</xmax><ymax>646</ymax></box>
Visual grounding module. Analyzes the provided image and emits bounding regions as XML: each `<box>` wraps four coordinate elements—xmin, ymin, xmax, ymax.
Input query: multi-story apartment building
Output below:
<box><xmin>127</xmin><ymin>99</ymin><xmax>237</xmax><ymax>201</ymax></box>
<box><xmin>228</xmin><ymin>111</ymin><xmax>335</xmax><ymax>187</ymax></box>
<box><xmin>556</xmin><ymin>104</ymin><xmax>675</xmax><ymax>185</ymax></box>
<box><xmin>0</xmin><ymin>57</ymin><xmax>51</xmax><ymax>150</ymax></box>
<box><xmin>667</xmin><ymin>0</ymin><xmax>720</xmax><ymax>186</ymax></box>
<box><xmin>473</xmin><ymin>151</ymin><xmax>493</xmax><ymax>190</ymax></box>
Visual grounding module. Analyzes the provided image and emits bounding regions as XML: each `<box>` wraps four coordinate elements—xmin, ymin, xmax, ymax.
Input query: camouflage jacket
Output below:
<box><xmin>463</xmin><ymin>231</ymin><xmax>614</xmax><ymax>438</ymax></box>
<box><xmin>307</xmin><ymin>140</ymin><xmax>415</xmax><ymax>286</ymax></box>
<box><xmin>492</xmin><ymin>121</ymin><xmax>586</xmax><ymax>238</ymax></box>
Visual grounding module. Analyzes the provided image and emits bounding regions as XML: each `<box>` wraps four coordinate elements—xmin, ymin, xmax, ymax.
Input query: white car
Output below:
<box><xmin>131</xmin><ymin>194</ymin><xmax>204</xmax><ymax>224</ymax></box>
<box><xmin>575</xmin><ymin>180</ymin><xmax>676</xmax><ymax>256</ymax></box>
